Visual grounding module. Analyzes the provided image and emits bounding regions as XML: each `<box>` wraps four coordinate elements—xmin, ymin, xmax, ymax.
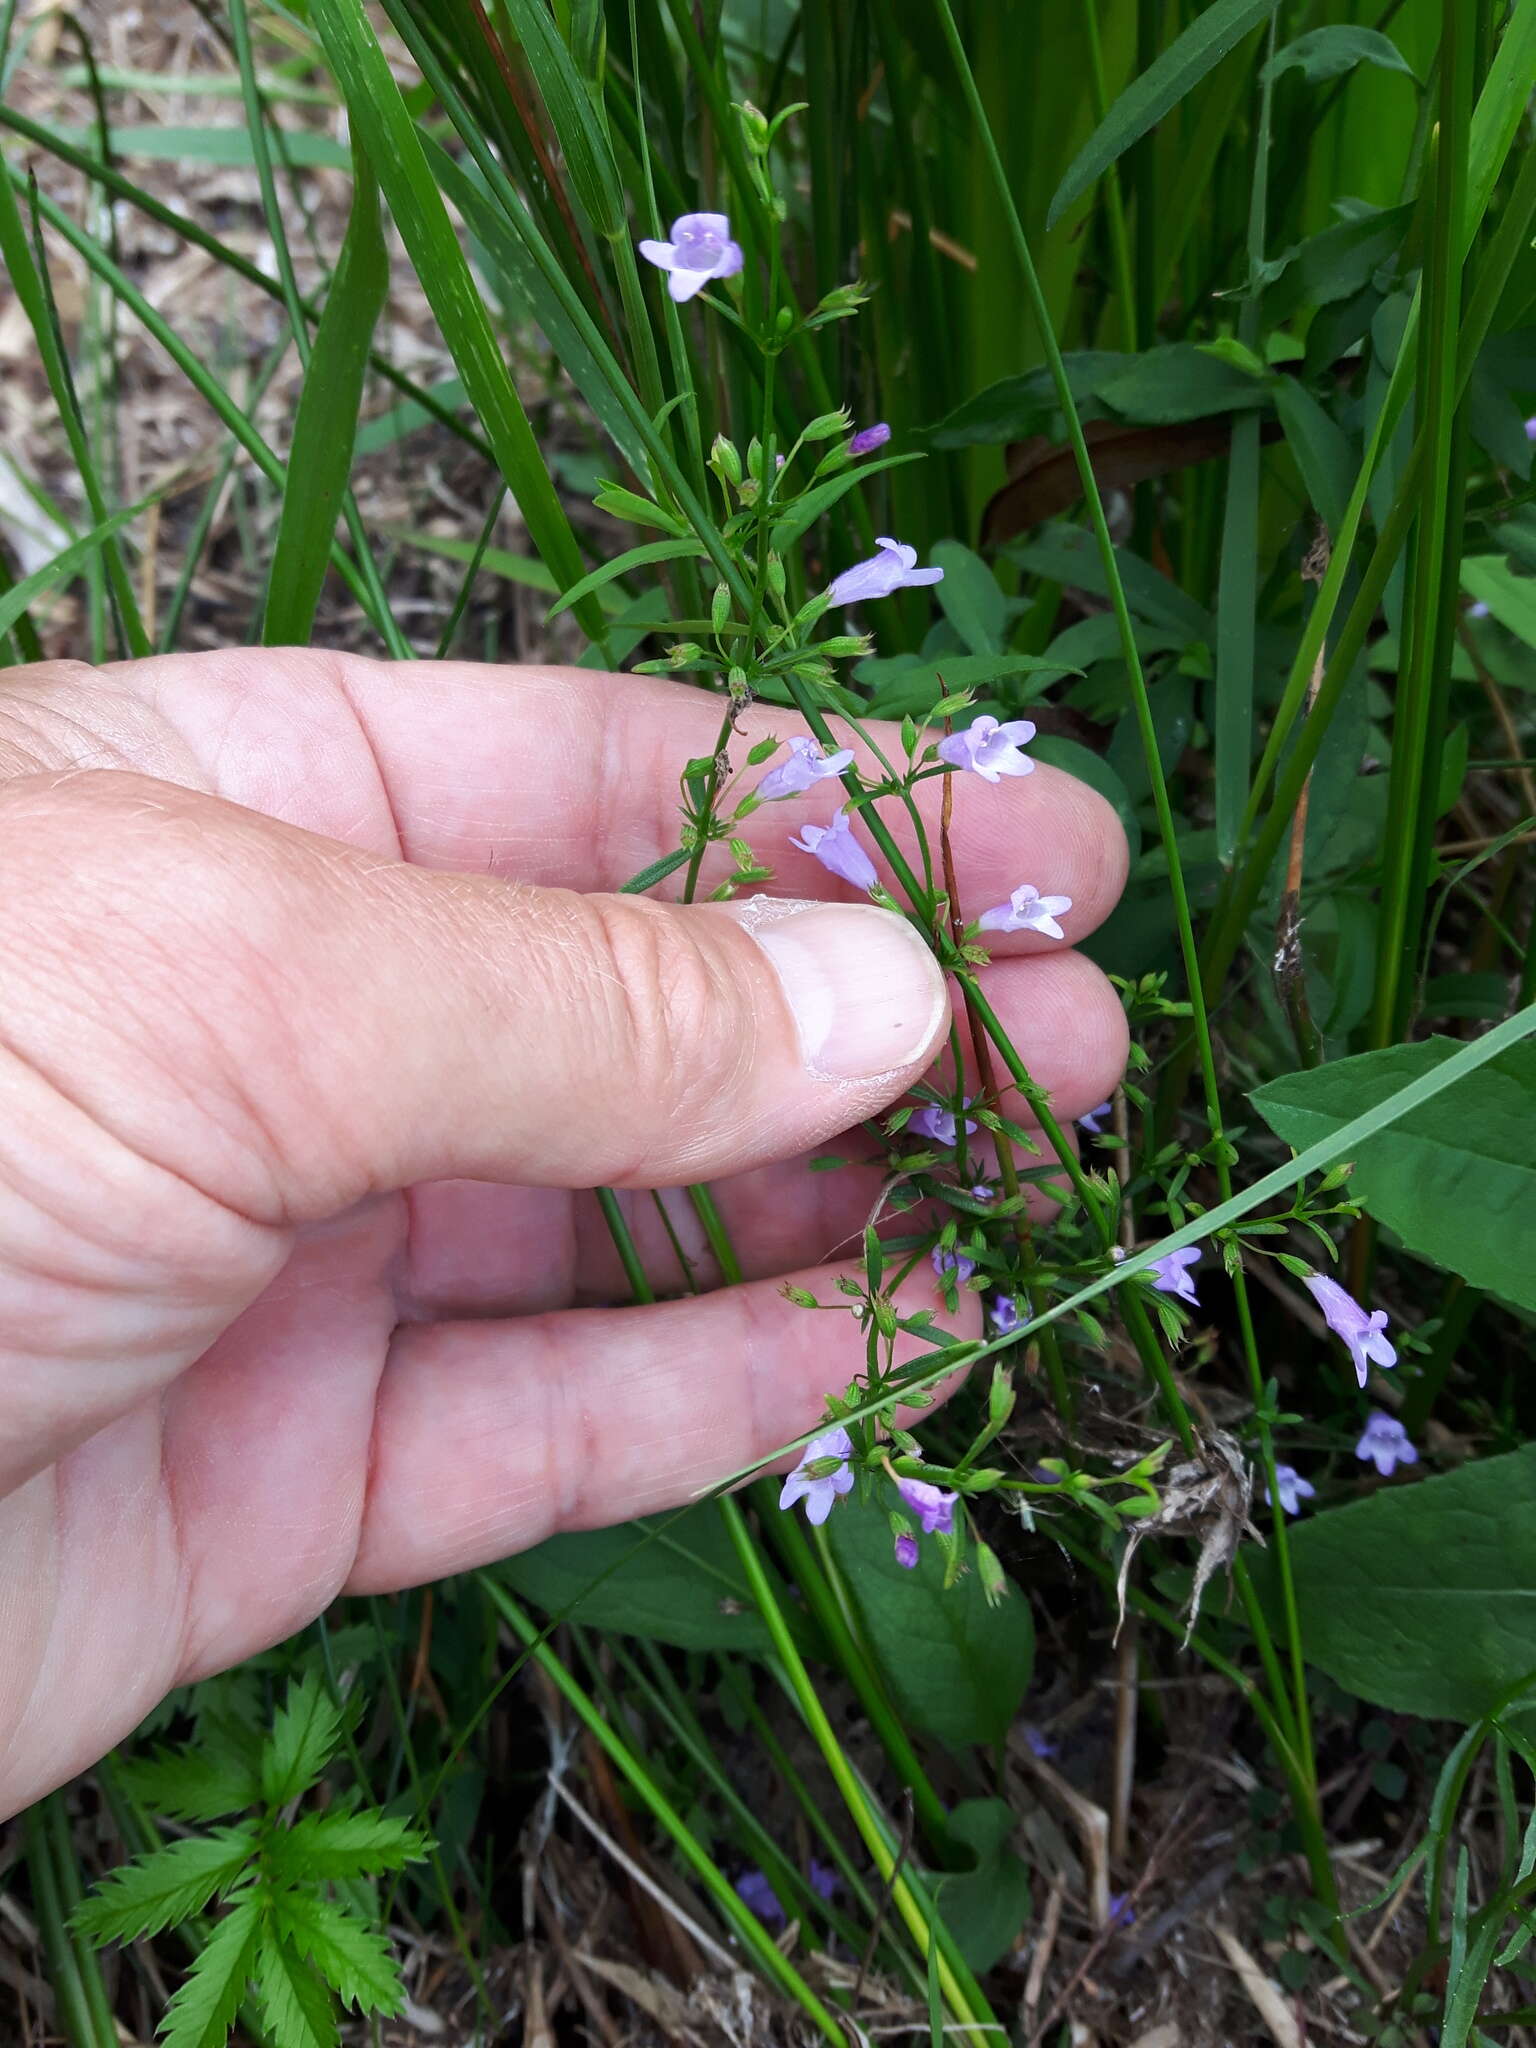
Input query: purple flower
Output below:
<box><xmin>1023</xmin><ymin>1723</ymin><xmax>1057</xmax><ymax>1760</ymax></box>
<box><xmin>808</xmin><ymin>1858</ymin><xmax>838</xmax><ymax>1901</ymax></box>
<box><xmin>1526</xmin><ymin>415</ymin><xmax>1536</xmax><ymax>440</ymax></box>
<box><xmin>637</xmin><ymin>211</ymin><xmax>744</xmax><ymax>302</ymax></box>
<box><xmin>969</xmin><ymin>1181</ymin><xmax>995</xmax><ymax>1202</ymax></box>
<box><xmin>991</xmin><ymin>1294</ymin><xmax>1023</xmax><ymax>1334</ymax></box>
<box><xmin>735</xmin><ymin>1868</ymin><xmax>786</xmax><ymax>1928</ymax></box>
<box><xmin>976</xmin><ymin>884</ymin><xmax>1073</xmax><ymax>940</ymax></box>
<box><xmin>1078</xmin><ymin>1100</ymin><xmax>1113</xmax><ymax>1136</ymax></box>
<box><xmin>788</xmin><ymin>810</ymin><xmax>878</xmax><ymax>892</ymax></box>
<box><xmin>827</xmin><ymin>536</ymin><xmax>945</xmax><ymax>608</ymax></box>
<box><xmin>755</xmin><ymin>734</ymin><xmax>855</xmax><ymax>802</ymax></box>
<box><xmin>1303</xmin><ymin>1273</ymin><xmax>1396</xmax><ymax>1388</ymax></box>
<box><xmin>909</xmin><ymin>1099</ymin><xmax>978</xmax><ymax>1146</ymax></box>
<box><xmin>896</xmin><ymin>1476</ymin><xmax>958</xmax><ymax>1534</ymax></box>
<box><xmin>1108</xmin><ymin>1892</ymin><xmax>1136</xmax><ymax>1929</ymax></box>
<box><xmin>931</xmin><ymin>1245</ymin><xmax>976</xmax><ymax>1286</ymax></box>
<box><xmin>848</xmin><ymin>421</ymin><xmax>891</xmax><ymax>456</ymax></box>
<box><xmin>1265</xmin><ymin>1463</ymin><xmax>1316</xmax><ymax>1517</ymax></box>
<box><xmin>1149</xmin><ymin>1245</ymin><xmax>1202</xmax><ymax>1306</ymax></box>
<box><xmin>779</xmin><ymin>1427</ymin><xmax>855</xmax><ymax>1525</ymax></box>
<box><xmin>936</xmin><ymin>716</ymin><xmax>1038</xmax><ymax>784</ymax></box>
<box><xmin>894</xmin><ymin>1532</ymin><xmax>920</xmax><ymax>1570</ymax></box>
<box><xmin>1355</xmin><ymin>1410</ymin><xmax>1418</xmax><ymax>1477</ymax></box>
<box><xmin>1468</xmin><ymin>600</ymin><xmax>1491</xmax><ymax>619</ymax></box>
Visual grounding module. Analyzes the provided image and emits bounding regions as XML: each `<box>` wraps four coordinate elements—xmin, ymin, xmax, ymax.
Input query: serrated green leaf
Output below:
<box><xmin>263</xmin><ymin>146</ymin><xmax>387</xmax><ymax>645</ymax></box>
<box><xmin>253</xmin><ymin>1936</ymin><xmax>339</xmax><ymax>2048</ymax></box>
<box><xmin>261</xmin><ymin>1675</ymin><xmax>343</xmax><ymax>1808</ymax></box>
<box><xmin>160</xmin><ymin>1896</ymin><xmax>263</xmax><ymax>2048</ymax></box>
<box><xmin>266</xmin><ymin>1809</ymin><xmax>431</xmax><ymax>1884</ymax></box>
<box><xmin>1049</xmin><ymin>0</ymin><xmax>1279</xmax><ymax>229</ymax></box>
<box><xmin>72</xmin><ymin>1829</ymin><xmax>258</xmax><ymax>1945</ymax></box>
<box><xmin>121</xmin><ymin>1720</ymin><xmax>262</xmax><ymax>1821</ymax></box>
<box><xmin>272</xmin><ymin>1892</ymin><xmax>405</xmax><ymax>2015</ymax></box>
<box><xmin>1250</xmin><ymin>1038</ymin><xmax>1536</xmax><ymax>1312</ymax></box>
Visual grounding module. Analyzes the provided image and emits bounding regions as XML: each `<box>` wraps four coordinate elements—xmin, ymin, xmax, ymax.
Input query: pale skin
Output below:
<box><xmin>0</xmin><ymin>649</ymin><xmax>1128</xmax><ymax>1818</ymax></box>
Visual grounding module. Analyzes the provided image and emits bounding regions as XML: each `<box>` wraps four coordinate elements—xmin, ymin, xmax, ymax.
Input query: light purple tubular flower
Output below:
<box><xmin>1265</xmin><ymin>1463</ymin><xmax>1316</xmax><ymax>1517</ymax></box>
<box><xmin>931</xmin><ymin>1245</ymin><xmax>976</xmax><ymax>1286</ymax></box>
<box><xmin>779</xmin><ymin>1427</ymin><xmax>855</xmax><ymax>1525</ymax></box>
<box><xmin>970</xmin><ymin>1181</ymin><xmax>995</xmax><ymax>1202</ymax></box>
<box><xmin>936</xmin><ymin>715</ymin><xmax>1038</xmax><ymax>784</ymax></box>
<box><xmin>991</xmin><ymin>1294</ymin><xmax>1023</xmax><ymax>1335</ymax></box>
<box><xmin>976</xmin><ymin>884</ymin><xmax>1073</xmax><ymax>940</ymax></box>
<box><xmin>827</xmin><ymin>536</ymin><xmax>945</xmax><ymax>608</ymax></box>
<box><xmin>637</xmin><ymin>211</ymin><xmax>744</xmax><ymax>302</ymax></box>
<box><xmin>1078</xmin><ymin>1100</ymin><xmax>1113</xmax><ymax>1136</ymax></box>
<box><xmin>808</xmin><ymin>1858</ymin><xmax>838</xmax><ymax>1901</ymax></box>
<box><xmin>1150</xmin><ymin>1245</ymin><xmax>1202</xmax><ymax>1307</ymax></box>
<box><xmin>1526</xmin><ymin>415</ymin><xmax>1536</xmax><ymax>440</ymax></box>
<box><xmin>735</xmin><ymin>1868</ymin><xmax>786</xmax><ymax>1928</ymax></box>
<box><xmin>896</xmin><ymin>1476</ymin><xmax>959</xmax><ymax>1535</ymax></box>
<box><xmin>894</xmin><ymin>1532</ymin><xmax>920</xmax><ymax>1570</ymax></box>
<box><xmin>1468</xmin><ymin>600</ymin><xmax>1491</xmax><ymax>619</ymax></box>
<box><xmin>848</xmin><ymin>421</ymin><xmax>891</xmax><ymax>456</ymax></box>
<box><xmin>909</xmin><ymin>1100</ymin><xmax>978</xmax><ymax>1146</ymax></box>
<box><xmin>788</xmin><ymin>810</ymin><xmax>878</xmax><ymax>892</ymax></box>
<box><xmin>755</xmin><ymin>734</ymin><xmax>855</xmax><ymax>802</ymax></box>
<box><xmin>1355</xmin><ymin>1410</ymin><xmax>1418</xmax><ymax>1477</ymax></box>
<box><xmin>1304</xmin><ymin>1272</ymin><xmax>1397</xmax><ymax>1388</ymax></box>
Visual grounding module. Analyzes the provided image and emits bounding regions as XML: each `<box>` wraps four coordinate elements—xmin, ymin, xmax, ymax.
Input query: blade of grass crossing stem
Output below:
<box><xmin>1214</xmin><ymin>13</ymin><xmax>1276</xmax><ymax>865</ymax></box>
<box><xmin>0</xmin><ymin>149</ymin><xmax>147</xmax><ymax>657</ymax></box>
<box><xmin>0</xmin><ymin>497</ymin><xmax>152</xmax><ymax>643</ymax></box>
<box><xmin>485</xmin><ymin>1582</ymin><xmax>848</xmax><ymax>2044</ymax></box>
<box><xmin>718</xmin><ymin>1497</ymin><xmax>999</xmax><ymax>2039</ymax></box>
<box><xmin>1371</xmin><ymin>0</ymin><xmax>1473</xmax><ymax>1045</ymax></box>
<box><xmin>263</xmin><ymin>147</ymin><xmax>390</xmax><ymax>645</ymax></box>
<box><xmin>1047</xmin><ymin>0</ymin><xmax>1279</xmax><ymax>229</ymax></box>
<box><xmin>5</xmin><ymin>167</ymin><xmax>398</xmax><ymax>642</ymax></box>
<box><xmin>308</xmin><ymin>0</ymin><xmax>611</xmax><ymax>651</ymax></box>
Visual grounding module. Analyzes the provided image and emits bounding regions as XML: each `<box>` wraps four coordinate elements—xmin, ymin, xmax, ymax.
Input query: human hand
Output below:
<box><xmin>0</xmin><ymin>649</ymin><xmax>1127</xmax><ymax>1816</ymax></box>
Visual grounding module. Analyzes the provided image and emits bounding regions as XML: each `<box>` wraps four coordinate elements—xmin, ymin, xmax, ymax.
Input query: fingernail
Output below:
<box><xmin>726</xmin><ymin>897</ymin><xmax>948</xmax><ymax>1082</ymax></box>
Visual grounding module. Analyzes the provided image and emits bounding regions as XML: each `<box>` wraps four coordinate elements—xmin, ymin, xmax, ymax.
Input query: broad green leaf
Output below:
<box><xmin>1253</xmin><ymin>1445</ymin><xmax>1536</xmax><ymax>1721</ymax></box>
<box><xmin>499</xmin><ymin>1503</ymin><xmax>810</xmax><ymax>1654</ymax></box>
<box><xmin>1096</xmin><ymin>343</ymin><xmax>1271</xmax><ymax>426</ymax></box>
<box><xmin>1008</xmin><ymin>525</ymin><xmax>1210</xmax><ymax>641</ymax></box>
<box><xmin>1462</xmin><ymin>556</ymin><xmax>1536</xmax><ymax>660</ymax></box>
<box><xmin>266</xmin><ymin>1809</ymin><xmax>431</xmax><ymax>1884</ymax></box>
<box><xmin>1273</xmin><ymin>378</ymin><xmax>1354</xmax><ymax>539</ymax></box>
<box><xmin>71</xmin><ymin>1829</ymin><xmax>257</xmax><ymax>1945</ymax></box>
<box><xmin>930</xmin><ymin>540</ymin><xmax>1006</xmax><ymax>655</ymax></box>
<box><xmin>1048</xmin><ymin>0</ymin><xmax>1279</xmax><ymax>228</ymax></box>
<box><xmin>1250</xmin><ymin>1038</ymin><xmax>1536</xmax><ymax>1312</ymax></box>
<box><xmin>1260</xmin><ymin>205</ymin><xmax>1413</xmax><ymax>321</ymax></box>
<box><xmin>272</xmin><ymin>1892</ymin><xmax>406</xmax><ymax>2014</ymax></box>
<box><xmin>253</xmin><ymin>1939</ymin><xmax>338</xmax><ymax>2048</ymax></box>
<box><xmin>159</xmin><ymin>1895</ymin><xmax>263</xmax><ymax>2048</ymax></box>
<box><xmin>925</xmin><ymin>354</ymin><xmax>1130</xmax><ymax>450</ymax></box>
<box><xmin>933</xmin><ymin>1800</ymin><xmax>1032</xmax><ymax>1973</ymax></box>
<box><xmin>261</xmin><ymin>1674</ymin><xmax>343</xmax><ymax>1808</ymax></box>
<box><xmin>825</xmin><ymin>1490</ymin><xmax>1033</xmax><ymax>1749</ymax></box>
<box><xmin>308</xmin><ymin>0</ymin><xmax>607</xmax><ymax>646</ymax></box>
<box><xmin>264</xmin><ymin>148</ymin><xmax>388</xmax><ymax>645</ymax></box>
<box><xmin>1263</xmin><ymin>26</ymin><xmax>1415</xmax><ymax>85</ymax></box>
<box><xmin>548</xmin><ymin>537</ymin><xmax>707</xmax><ymax>620</ymax></box>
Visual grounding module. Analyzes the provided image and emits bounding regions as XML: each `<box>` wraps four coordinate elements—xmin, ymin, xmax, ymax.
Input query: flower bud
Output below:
<box><xmin>709</xmin><ymin>433</ymin><xmax>742</xmax><ymax>486</ymax></box>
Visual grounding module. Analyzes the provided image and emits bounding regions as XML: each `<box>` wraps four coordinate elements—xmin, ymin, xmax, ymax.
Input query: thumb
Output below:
<box><xmin>3</xmin><ymin>771</ymin><xmax>950</xmax><ymax>1226</ymax></box>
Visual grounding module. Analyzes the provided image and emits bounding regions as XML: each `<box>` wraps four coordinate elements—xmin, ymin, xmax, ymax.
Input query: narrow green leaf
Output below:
<box><xmin>253</xmin><ymin>1937</ymin><xmax>339</xmax><ymax>2048</ymax></box>
<box><xmin>770</xmin><ymin>452</ymin><xmax>924</xmax><ymax>551</ymax></box>
<box><xmin>1273</xmin><ymin>378</ymin><xmax>1354</xmax><ymax>539</ymax></box>
<box><xmin>548</xmin><ymin>537</ymin><xmax>707</xmax><ymax>619</ymax></box>
<box><xmin>71</xmin><ymin>1830</ymin><xmax>257</xmax><ymax>1945</ymax></box>
<box><xmin>0</xmin><ymin>497</ymin><xmax>148</xmax><ymax>642</ymax></box>
<box><xmin>263</xmin><ymin>148</ymin><xmax>388</xmax><ymax>645</ymax></box>
<box><xmin>1048</xmin><ymin>0</ymin><xmax>1279</xmax><ymax>229</ymax></box>
<box><xmin>499</xmin><ymin>0</ymin><xmax>622</xmax><ymax>236</ymax></box>
<box><xmin>272</xmin><ymin>1892</ymin><xmax>405</xmax><ymax>2015</ymax></box>
<box><xmin>159</xmin><ymin>1896</ymin><xmax>263</xmax><ymax>2048</ymax></box>
<box><xmin>308</xmin><ymin>0</ymin><xmax>608</xmax><ymax>647</ymax></box>
<box><xmin>261</xmin><ymin>1674</ymin><xmax>343</xmax><ymax>1809</ymax></box>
